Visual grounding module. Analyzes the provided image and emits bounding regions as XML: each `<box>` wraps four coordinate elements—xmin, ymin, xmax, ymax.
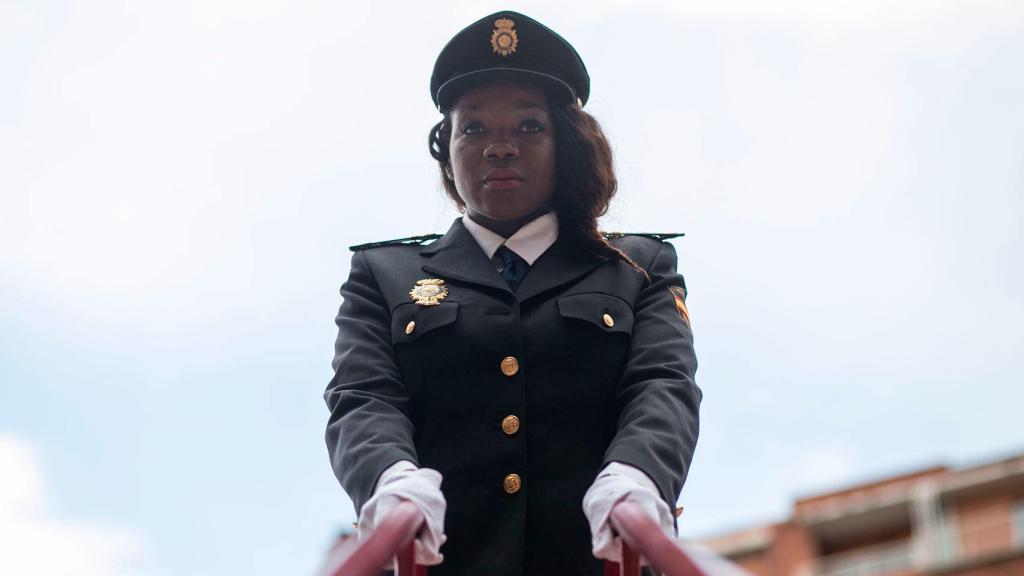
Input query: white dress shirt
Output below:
<box><xmin>461</xmin><ymin>210</ymin><xmax>560</xmax><ymax>267</ymax></box>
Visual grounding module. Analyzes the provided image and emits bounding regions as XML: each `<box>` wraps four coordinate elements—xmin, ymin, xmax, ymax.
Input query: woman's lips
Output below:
<box><xmin>484</xmin><ymin>178</ymin><xmax>525</xmax><ymax>190</ymax></box>
<box><xmin>483</xmin><ymin>169</ymin><xmax>525</xmax><ymax>190</ymax></box>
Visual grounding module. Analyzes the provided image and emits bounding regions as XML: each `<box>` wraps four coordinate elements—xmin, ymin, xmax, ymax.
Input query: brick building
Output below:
<box><xmin>699</xmin><ymin>453</ymin><xmax>1024</xmax><ymax>576</ymax></box>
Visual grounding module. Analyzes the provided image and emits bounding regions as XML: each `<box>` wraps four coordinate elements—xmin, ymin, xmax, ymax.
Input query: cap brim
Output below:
<box><xmin>435</xmin><ymin>67</ymin><xmax>577</xmax><ymax>111</ymax></box>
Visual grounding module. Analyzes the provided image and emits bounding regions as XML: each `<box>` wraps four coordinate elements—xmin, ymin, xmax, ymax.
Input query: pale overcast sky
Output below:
<box><xmin>2</xmin><ymin>1</ymin><xmax>1022</xmax><ymax>575</ymax></box>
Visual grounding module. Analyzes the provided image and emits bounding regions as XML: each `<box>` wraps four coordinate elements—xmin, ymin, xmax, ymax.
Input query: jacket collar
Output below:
<box><xmin>461</xmin><ymin>211</ymin><xmax>559</xmax><ymax>265</ymax></box>
<box><xmin>420</xmin><ymin>218</ymin><xmax>509</xmax><ymax>293</ymax></box>
<box><xmin>421</xmin><ymin>218</ymin><xmax>606</xmax><ymax>301</ymax></box>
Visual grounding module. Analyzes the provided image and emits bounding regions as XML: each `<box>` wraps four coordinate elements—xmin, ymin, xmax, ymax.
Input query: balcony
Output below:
<box><xmin>816</xmin><ymin>540</ymin><xmax>914</xmax><ymax>576</ymax></box>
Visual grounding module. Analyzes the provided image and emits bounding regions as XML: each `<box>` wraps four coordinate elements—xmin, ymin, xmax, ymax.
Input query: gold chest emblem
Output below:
<box><xmin>410</xmin><ymin>279</ymin><xmax>448</xmax><ymax>306</ymax></box>
<box><xmin>491</xmin><ymin>18</ymin><xmax>518</xmax><ymax>57</ymax></box>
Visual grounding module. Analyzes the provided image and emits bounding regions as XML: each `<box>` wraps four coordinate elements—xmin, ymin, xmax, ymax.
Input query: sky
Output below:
<box><xmin>1</xmin><ymin>0</ymin><xmax>1022</xmax><ymax>574</ymax></box>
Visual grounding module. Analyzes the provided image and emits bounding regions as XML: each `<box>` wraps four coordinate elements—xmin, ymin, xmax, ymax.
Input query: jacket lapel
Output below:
<box><xmin>515</xmin><ymin>238</ymin><xmax>606</xmax><ymax>303</ymax></box>
<box><xmin>420</xmin><ymin>219</ymin><xmax>511</xmax><ymax>294</ymax></box>
<box><xmin>421</xmin><ymin>218</ymin><xmax>608</xmax><ymax>301</ymax></box>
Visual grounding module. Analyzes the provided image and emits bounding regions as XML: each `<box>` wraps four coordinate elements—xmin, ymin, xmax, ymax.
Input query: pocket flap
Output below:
<box><xmin>556</xmin><ymin>293</ymin><xmax>633</xmax><ymax>335</ymax></box>
<box><xmin>391</xmin><ymin>301</ymin><xmax>460</xmax><ymax>343</ymax></box>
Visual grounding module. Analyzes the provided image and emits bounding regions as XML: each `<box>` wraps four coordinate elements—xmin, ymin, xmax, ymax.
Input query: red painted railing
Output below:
<box><xmin>605</xmin><ymin>501</ymin><xmax>707</xmax><ymax>576</ymax></box>
<box><xmin>328</xmin><ymin>500</ymin><xmax>707</xmax><ymax>576</ymax></box>
<box><xmin>326</xmin><ymin>501</ymin><xmax>425</xmax><ymax>576</ymax></box>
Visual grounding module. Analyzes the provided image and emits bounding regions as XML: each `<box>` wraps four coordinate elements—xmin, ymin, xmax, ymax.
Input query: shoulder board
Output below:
<box><xmin>349</xmin><ymin>234</ymin><xmax>443</xmax><ymax>252</ymax></box>
<box><xmin>602</xmin><ymin>232</ymin><xmax>685</xmax><ymax>241</ymax></box>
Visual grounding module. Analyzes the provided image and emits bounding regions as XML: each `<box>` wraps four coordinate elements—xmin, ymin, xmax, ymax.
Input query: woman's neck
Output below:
<box><xmin>466</xmin><ymin>208</ymin><xmax>551</xmax><ymax>239</ymax></box>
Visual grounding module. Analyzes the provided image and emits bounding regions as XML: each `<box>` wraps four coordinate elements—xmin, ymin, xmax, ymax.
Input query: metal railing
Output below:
<box><xmin>328</xmin><ymin>500</ymin><xmax>707</xmax><ymax>576</ymax></box>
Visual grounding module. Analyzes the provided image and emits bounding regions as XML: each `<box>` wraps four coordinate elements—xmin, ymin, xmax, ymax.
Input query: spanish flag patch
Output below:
<box><xmin>668</xmin><ymin>286</ymin><xmax>690</xmax><ymax>327</ymax></box>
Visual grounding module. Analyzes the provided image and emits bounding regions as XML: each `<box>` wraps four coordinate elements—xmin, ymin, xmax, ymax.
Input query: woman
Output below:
<box><xmin>325</xmin><ymin>11</ymin><xmax>700</xmax><ymax>575</ymax></box>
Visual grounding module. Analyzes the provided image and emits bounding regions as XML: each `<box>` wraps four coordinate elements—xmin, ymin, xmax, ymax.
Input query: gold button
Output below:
<box><xmin>503</xmin><ymin>473</ymin><xmax>522</xmax><ymax>494</ymax></box>
<box><xmin>405</xmin><ymin>320</ymin><xmax>416</xmax><ymax>335</ymax></box>
<box><xmin>602</xmin><ymin>313</ymin><xmax>614</xmax><ymax>327</ymax></box>
<box><xmin>501</xmin><ymin>415</ymin><xmax>520</xmax><ymax>436</ymax></box>
<box><xmin>500</xmin><ymin>356</ymin><xmax>519</xmax><ymax>376</ymax></box>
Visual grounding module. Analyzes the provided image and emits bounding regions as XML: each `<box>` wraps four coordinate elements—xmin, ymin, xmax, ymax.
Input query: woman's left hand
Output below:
<box><xmin>357</xmin><ymin>462</ymin><xmax>447</xmax><ymax>565</ymax></box>
<box><xmin>582</xmin><ymin>462</ymin><xmax>675</xmax><ymax>563</ymax></box>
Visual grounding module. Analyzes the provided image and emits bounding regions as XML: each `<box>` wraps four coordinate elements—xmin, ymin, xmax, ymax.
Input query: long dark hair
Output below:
<box><xmin>428</xmin><ymin>95</ymin><xmax>647</xmax><ymax>276</ymax></box>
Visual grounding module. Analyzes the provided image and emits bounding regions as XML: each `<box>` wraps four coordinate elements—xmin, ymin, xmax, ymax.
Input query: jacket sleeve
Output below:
<box><xmin>324</xmin><ymin>250</ymin><xmax>419</xmax><ymax>511</ymax></box>
<box><xmin>603</xmin><ymin>241</ymin><xmax>701</xmax><ymax>508</ymax></box>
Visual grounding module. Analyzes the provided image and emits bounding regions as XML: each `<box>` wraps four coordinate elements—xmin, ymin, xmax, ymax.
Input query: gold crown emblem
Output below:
<box><xmin>491</xmin><ymin>18</ymin><xmax>518</xmax><ymax>57</ymax></box>
<box><xmin>410</xmin><ymin>278</ymin><xmax>449</xmax><ymax>306</ymax></box>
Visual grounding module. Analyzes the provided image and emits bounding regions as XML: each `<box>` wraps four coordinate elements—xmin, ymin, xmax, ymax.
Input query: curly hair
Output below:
<box><xmin>428</xmin><ymin>96</ymin><xmax>646</xmax><ymax>277</ymax></box>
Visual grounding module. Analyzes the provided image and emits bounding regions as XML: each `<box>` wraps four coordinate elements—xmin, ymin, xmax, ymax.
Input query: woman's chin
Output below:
<box><xmin>477</xmin><ymin>208</ymin><xmax>542</xmax><ymax>224</ymax></box>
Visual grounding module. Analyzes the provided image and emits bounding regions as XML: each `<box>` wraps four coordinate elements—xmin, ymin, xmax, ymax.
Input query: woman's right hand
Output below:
<box><xmin>356</xmin><ymin>461</ymin><xmax>447</xmax><ymax>565</ymax></box>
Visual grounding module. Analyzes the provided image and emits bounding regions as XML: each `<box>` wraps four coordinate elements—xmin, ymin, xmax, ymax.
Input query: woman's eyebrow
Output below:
<box><xmin>515</xmin><ymin>100</ymin><xmax>546</xmax><ymax>110</ymax></box>
<box><xmin>460</xmin><ymin>101</ymin><xmax>544</xmax><ymax>111</ymax></box>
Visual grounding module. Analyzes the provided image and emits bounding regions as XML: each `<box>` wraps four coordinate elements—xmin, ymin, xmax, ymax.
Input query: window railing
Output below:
<box><xmin>328</xmin><ymin>500</ymin><xmax>708</xmax><ymax>576</ymax></box>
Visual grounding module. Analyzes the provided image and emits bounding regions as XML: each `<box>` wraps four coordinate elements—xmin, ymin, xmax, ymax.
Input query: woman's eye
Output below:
<box><xmin>520</xmin><ymin>119</ymin><xmax>544</xmax><ymax>133</ymax></box>
<box><xmin>461</xmin><ymin>122</ymin><xmax>485</xmax><ymax>135</ymax></box>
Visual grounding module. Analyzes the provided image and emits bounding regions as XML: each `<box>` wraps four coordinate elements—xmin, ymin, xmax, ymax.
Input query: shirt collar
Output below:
<box><xmin>461</xmin><ymin>211</ymin><xmax>559</xmax><ymax>266</ymax></box>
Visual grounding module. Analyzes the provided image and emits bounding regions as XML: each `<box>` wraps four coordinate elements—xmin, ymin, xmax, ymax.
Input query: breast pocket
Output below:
<box><xmin>555</xmin><ymin>292</ymin><xmax>636</xmax><ymax>397</ymax></box>
<box><xmin>556</xmin><ymin>293</ymin><xmax>634</xmax><ymax>336</ymax></box>
<box><xmin>389</xmin><ymin>301</ymin><xmax>462</xmax><ymax>405</ymax></box>
<box><xmin>391</xmin><ymin>301</ymin><xmax>460</xmax><ymax>345</ymax></box>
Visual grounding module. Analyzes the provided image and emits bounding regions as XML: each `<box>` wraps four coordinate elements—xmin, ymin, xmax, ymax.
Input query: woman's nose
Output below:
<box><xmin>484</xmin><ymin>140</ymin><xmax>519</xmax><ymax>160</ymax></box>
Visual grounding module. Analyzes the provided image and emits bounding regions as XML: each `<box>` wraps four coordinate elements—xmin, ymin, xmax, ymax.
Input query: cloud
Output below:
<box><xmin>0</xmin><ymin>434</ymin><xmax>145</xmax><ymax>576</ymax></box>
<box><xmin>4</xmin><ymin>0</ymin><xmax>1020</xmax><ymax>305</ymax></box>
<box><xmin>791</xmin><ymin>445</ymin><xmax>860</xmax><ymax>496</ymax></box>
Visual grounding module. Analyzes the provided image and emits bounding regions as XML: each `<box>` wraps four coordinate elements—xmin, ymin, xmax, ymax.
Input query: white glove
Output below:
<box><xmin>582</xmin><ymin>462</ymin><xmax>675</xmax><ymax>563</ymax></box>
<box><xmin>357</xmin><ymin>460</ymin><xmax>447</xmax><ymax>565</ymax></box>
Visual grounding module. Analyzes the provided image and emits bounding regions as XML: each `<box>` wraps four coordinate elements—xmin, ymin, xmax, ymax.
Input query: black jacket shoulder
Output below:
<box><xmin>604</xmin><ymin>232</ymin><xmax>685</xmax><ymax>264</ymax></box>
<box><xmin>351</xmin><ymin>231</ymin><xmax>683</xmax><ymax>253</ymax></box>
<box><xmin>602</xmin><ymin>231</ymin><xmax>684</xmax><ymax>242</ymax></box>
<box><xmin>349</xmin><ymin>234</ymin><xmax>442</xmax><ymax>252</ymax></box>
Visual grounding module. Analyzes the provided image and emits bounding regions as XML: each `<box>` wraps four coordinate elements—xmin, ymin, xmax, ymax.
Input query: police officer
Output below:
<box><xmin>325</xmin><ymin>10</ymin><xmax>700</xmax><ymax>575</ymax></box>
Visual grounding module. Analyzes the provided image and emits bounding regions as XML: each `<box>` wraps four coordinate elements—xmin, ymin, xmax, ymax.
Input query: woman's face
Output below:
<box><xmin>448</xmin><ymin>82</ymin><xmax>556</xmax><ymax>227</ymax></box>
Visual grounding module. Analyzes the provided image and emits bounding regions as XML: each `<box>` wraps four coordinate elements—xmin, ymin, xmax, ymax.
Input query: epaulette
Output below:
<box><xmin>602</xmin><ymin>232</ymin><xmax>685</xmax><ymax>241</ymax></box>
<box><xmin>349</xmin><ymin>234</ymin><xmax>443</xmax><ymax>252</ymax></box>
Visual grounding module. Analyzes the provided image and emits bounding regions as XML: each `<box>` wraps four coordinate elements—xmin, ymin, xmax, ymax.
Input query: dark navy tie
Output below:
<box><xmin>497</xmin><ymin>245</ymin><xmax>529</xmax><ymax>292</ymax></box>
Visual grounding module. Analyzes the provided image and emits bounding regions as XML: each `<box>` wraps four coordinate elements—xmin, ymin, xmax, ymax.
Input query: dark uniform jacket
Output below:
<box><xmin>325</xmin><ymin>218</ymin><xmax>701</xmax><ymax>576</ymax></box>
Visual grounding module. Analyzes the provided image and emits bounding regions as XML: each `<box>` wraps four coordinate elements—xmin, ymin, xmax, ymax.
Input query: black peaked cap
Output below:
<box><xmin>430</xmin><ymin>11</ymin><xmax>590</xmax><ymax>111</ymax></box>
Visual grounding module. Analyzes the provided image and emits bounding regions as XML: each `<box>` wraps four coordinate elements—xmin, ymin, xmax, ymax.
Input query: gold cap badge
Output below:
<box><xmin>491</xmin><ymin>18</ymin><xmax>518</xmax><ymax>57</ymax></box>
<box><xmin>410</xmin><ymin>279</ymin><xmax>448</xmax><ymax>306</ymax></box>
